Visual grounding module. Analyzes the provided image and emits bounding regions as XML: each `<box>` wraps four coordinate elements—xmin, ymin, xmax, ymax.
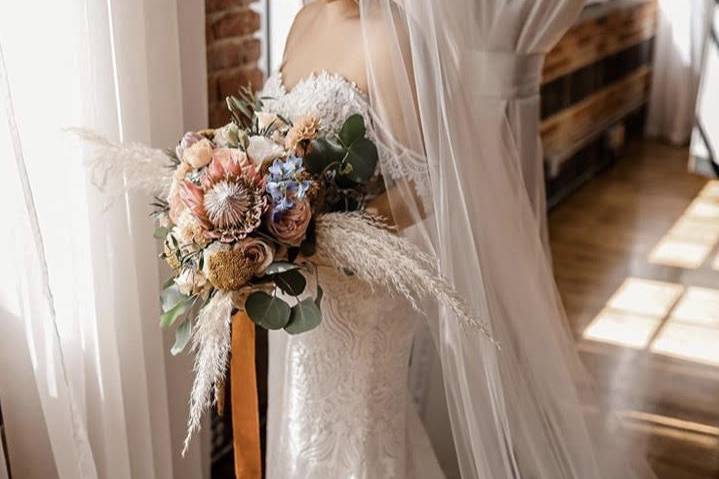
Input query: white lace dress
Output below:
<box><xmin>262</xmin><ymin>71</ymin><xmax>444</xmax><ymax>479</ymax></box>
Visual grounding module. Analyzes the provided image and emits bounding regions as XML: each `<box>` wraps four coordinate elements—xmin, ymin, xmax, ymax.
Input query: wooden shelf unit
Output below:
<box><xmin>541</xmin><ymin>0</ymin><xmax>657</xmax><ymax>207</ymax></box>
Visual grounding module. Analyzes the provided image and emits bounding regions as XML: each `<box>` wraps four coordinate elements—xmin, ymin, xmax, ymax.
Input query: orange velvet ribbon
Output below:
<box><xmin>231</xmin><ymin>311</ymin><xmax>262</xmax><ymax>479</ymax></box>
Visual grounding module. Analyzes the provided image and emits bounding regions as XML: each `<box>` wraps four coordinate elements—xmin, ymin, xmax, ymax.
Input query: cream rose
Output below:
<box><xmin>213</xmin><ymin>123</ymin><xmax>240</xmax><ymax>148</ymax></box>
<box><xmin>182</xmin><ymin>138</ymin><xmax>214</xmax><ymax>169</ymax></box>
<box><xmin>173</xmin><ymin>210</ymin><xmax>208</xmax><ymax>249</ymax></box>
<box><xmin>174</xmin><ymin>267</ymin><xmax>207</xmax><ymax>295</ymax></box>
<box><xmin>175</xmin><ymin>131</ymin><xmax>203</xmax><ymax>160</ymax></box>
<box><xmin>247</xmin><ymin>135</ymin><xmax>285</xmax><ymax>168</ymax></box>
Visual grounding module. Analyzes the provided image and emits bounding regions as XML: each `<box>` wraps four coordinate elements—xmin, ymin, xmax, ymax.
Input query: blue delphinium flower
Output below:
<box><xmin>266</xmin><ymin>156</ymin><xmax>312</xmax><ymax>220</ymax></box>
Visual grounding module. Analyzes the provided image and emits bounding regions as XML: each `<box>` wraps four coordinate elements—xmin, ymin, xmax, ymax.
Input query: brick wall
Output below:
<box><xmin>206</xmin><ymin>0</ymin><xmax>263</xmax><ymax>127</ymax></box>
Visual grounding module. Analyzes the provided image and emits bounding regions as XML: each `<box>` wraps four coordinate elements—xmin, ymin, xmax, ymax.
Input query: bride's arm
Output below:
<box><xmin>362</xmin><ymin>11</ymin><xmax>428</xmax><ymax>231</ymax></box>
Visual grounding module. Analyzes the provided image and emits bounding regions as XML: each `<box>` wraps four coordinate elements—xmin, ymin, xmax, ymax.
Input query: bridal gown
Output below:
<box><xmin>261</xmin><ymin>71</ymin><xmax>445</xmax><ymax>479</ymax></box>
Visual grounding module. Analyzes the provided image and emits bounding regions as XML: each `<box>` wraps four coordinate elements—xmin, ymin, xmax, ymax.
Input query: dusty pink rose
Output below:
<box><xmin>237</xmin><ymin>237</ymin><xmax>274</xmax><ymax>274</ymax></box>
<box><xmin>168</xmin><ymin>162</ymin><xmax>193</xmax><ymax>223</ymax></box>
<box><xmin>267</xmin><ymin>199</ymin><xmax>311</xmax><ymax>246</ymax></box>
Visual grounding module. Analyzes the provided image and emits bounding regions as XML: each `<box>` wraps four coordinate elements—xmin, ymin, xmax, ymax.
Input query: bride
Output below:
<box><xmin>262</xmin><ymin>2</ymin><xmax>443</xmax><ymax>477</ymax></box>
<box><xmin>262</xmin><ymin>1</ymin><xmax>655</xmax><ymax>478</ymax></box>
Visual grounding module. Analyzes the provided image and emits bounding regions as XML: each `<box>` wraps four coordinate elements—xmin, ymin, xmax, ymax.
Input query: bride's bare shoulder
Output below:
<box><xmin>290</xmin><ymin>2</ymin><xmax>324</xmax><ymax>30</ymax></box>
<box><xmin>283</xmin><ymin>3</ymin><xmax>324</xmax><ymax>54</ymax></box>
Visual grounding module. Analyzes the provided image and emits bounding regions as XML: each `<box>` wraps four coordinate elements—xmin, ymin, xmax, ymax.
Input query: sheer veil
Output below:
<box><xmin>352</xmin><ymin>1</ymin><xmax>656</xmax><ymax>478</ymax></box>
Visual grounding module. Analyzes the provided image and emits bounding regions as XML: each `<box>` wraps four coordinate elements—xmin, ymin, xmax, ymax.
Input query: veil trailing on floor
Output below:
<box><xmin>350</xmin><ymin>1</ymin><xmax>656</xmax><ymax>477</ymax></box>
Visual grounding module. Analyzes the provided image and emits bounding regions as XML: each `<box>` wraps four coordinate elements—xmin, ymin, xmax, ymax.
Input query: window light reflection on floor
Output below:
<box><xmin>583</xmin><ymin>278</ymin><xmax>719</xmax><ymax>366</ymax></box>
<box><xmin>582</xmin><ymin>278</ymin><xmax>683</xmax><ymax>349</ymax></box>
<box><xmin>649</xmin><ymin>181</ymin><xmax>719</xmax><ymax>269</ymax></box>
<box><xmin>651</xmin><ymin>287</ymin><xmax>719</xmax><ymax>366</ymax></box>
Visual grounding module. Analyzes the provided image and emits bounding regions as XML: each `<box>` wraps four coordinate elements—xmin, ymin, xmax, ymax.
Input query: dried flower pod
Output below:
<box><xmin>206</xmin><ymin>249</ymin><xmax>256</xmax><ymax>290</ymax></box>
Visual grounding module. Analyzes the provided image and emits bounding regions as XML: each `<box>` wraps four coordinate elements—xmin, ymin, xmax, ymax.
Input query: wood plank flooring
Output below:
<box><xmin>550</xmin><ymin>140</ymin><xmax>719</xmax><ymax>479</ymax></box>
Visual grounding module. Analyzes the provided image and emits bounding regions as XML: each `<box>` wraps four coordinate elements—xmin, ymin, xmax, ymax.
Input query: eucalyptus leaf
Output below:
<box><xmin>273</xmin><ymin>269</ymin><xmax>307</xmax><ymax>296</ymax></box>
<box><xmin>264</xmin><ymin>261</ymin><xmax>301</xmax><ymax>275</ymax></box>
<box><xmin>344</xmin><ymin>138</ymin><xmax>378</xmax><ymax>184</ymax></box>
<box><xmin>160</xmin><ymin>297</ymin><xmax>191</xmax><ymax>328</ymax></box>
<box><xmin>171</xmin><ymin>319</ymin><xmax>193</xmax><ymax>355</ymax></box>
<box><xmin>338</xmin><ymin>114</ymin><xmax>366</xmax><ymax>146</ymax></box>
<box><xmin>160</xmin><ymin>284</ymin><xmax>189</xmax><ymax>313</ymax></box>
<box><xmin>153</xmin><ymin>226</ymin><xmax>170</xmax><ymax>239</ymax></box>
<box><xmin>285</xmin><ymin>299</ymin><xmax>322</xmax><ymax>335</ymax></box>
<box><xmin>304</xmin><ymin>138</ymin><xmax>344</xmax><ymax>174</ymax></box>
<box><xmin>245</xmin><ymin>292</ymin><xmax>291</xmax><ymax>330</ymax></box>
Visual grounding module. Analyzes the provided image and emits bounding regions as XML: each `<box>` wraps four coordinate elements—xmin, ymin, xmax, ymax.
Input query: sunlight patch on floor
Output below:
<box><xmin>651</xmin><ymin>287</ymin><xmax>719</xmax><ymax>366</ymax></box>
<box><xmin>649</xmin><ymin>181</ymin><xmax>719</xmax><ymax>269</ymax></box>
<box><xmin>584</xmin><ymin>278</ymin><xmax>719</xmax><ymax>366</ymax></box>
<box><xmin>582</xmin><ymin>278</ymin><xmax>683</xmax><ymax>349</ymax></box>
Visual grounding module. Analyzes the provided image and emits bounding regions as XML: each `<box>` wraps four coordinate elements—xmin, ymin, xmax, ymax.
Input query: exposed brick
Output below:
<box><xmin>204</xmin><ymin>0</ymin><xmax>263</xmax><ymax>126</ymax></box>
<box><xmin>206</xmin><ymin>0</ymin><xmax>253</xmax><ymax>14</ymax></box>
<box><xmin>207</xmin><ymin>74</ymin><xmax>220</xmax><ymax>104</ymax></box>
<box><xmin>212</xmin><ymin>67</ymin><xmax>264</xmax><ymax>100</ymax></box>
<box><xmin>210</xmin><ymin>9</ymin><xmax>260</xmax><ymax>40</ymax></box>
<box><xmin>207</xmin><ymin>38</ymin><xmax>261</xmax><ymax>72</ymax></box>
<box><xmin>209</xmin><ymin>103</ymin><xmax>232</xmax><ymax>128</ymax></box>
<box><xmin>206</xmin><ymin>19</ymin><xmax>215</xmax><ymax>43</ymax></box>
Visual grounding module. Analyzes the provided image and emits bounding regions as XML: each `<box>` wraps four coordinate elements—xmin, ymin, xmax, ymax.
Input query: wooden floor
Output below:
<box><xmin>550</xmin><ymin>140</ymin><xmax>719</xmax><ymax>479</ymax></box>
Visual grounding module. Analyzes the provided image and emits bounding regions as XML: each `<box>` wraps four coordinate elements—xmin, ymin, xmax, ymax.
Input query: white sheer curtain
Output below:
<box><xmin>647</xmin><ymin>0</ymin><xmax>713</xmax><ymax>145</ymax></box>
<box><xmin>361</xmin><ymin>0</ymin><xmax>655</xmax><ymax>477</ymax></box>
<box><xmin>0</xmin><ymin>1</ymin><xmax>206</xmax><ymax>478</ymax></box>
<box><xmin>393</xmin><ymin>1</ymin><xmax>581</xmax><ymax>472</ymax></box>
<box><xmin>690</xmin><ymin>2</ymin><xmax>719</xmax><ymax>177</ymax></box>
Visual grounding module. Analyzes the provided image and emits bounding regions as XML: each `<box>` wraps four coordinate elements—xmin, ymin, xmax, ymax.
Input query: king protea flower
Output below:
<box><xmin>180</xmin><ymin>148</ymin><xmax>267</xmax><ymax>243</ymax></box>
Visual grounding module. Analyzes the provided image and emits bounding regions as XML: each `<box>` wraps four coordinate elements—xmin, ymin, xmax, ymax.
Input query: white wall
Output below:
<box><xmin>0</xmin><ymin>2</ymin><xmax>210</xmax><ymax>477</ymax></box>
<box><xmin>267</xmin><ymin>0</ymin><xmax>304</xmax><ymax>73</ymax></box>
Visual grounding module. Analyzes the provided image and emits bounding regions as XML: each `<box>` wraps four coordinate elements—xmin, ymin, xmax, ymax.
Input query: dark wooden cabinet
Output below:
<box><xmin>542</xmin><ymin>0</ymin><xmax>658</xmax><ymax>207</ymax></box>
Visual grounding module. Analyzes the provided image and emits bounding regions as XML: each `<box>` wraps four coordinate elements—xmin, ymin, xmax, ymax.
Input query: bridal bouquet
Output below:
<box><xmin>77</xmin><ymin>87</ymin><xmax>493</xmax><ymax>454</ymax></box>
<box><xmin>156</xmin><ymin>90</ymin><xmax>381</xmax><ymax>347</ymax></box>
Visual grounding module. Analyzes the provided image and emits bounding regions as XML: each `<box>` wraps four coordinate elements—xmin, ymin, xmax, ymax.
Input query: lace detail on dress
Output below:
<box><xmin>262</xmin><ymin>71</ymin><xmax>443</xmax><ymax>478</ymax></box>
<box><xmin>262</xmin><ymin>71</ymin><xmax>432</xmax><ymax>203</ymax></box>
<box><xmin>282</xmin><ymin>267</ymin><xmax>416</xmax><ymax>477</ymax></box>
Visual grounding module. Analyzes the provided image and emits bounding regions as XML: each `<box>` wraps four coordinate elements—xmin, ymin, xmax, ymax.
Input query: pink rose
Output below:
<box><xmin>237</xmin><ymin>238</ymin><xmax>274</xmax><ymax>274</ymax></box>
<box><xmin>168</xmin><ymin>183</ymin><xmax>185</xmax><ymax>224</ymax></box>
<box><xmin>267</xmin><ymin>199</ymin><xmax>312</xmax><ymax>246</ymax></box>
<box><xmin>168</xmin><ymin>163</ymin><xmax>191</xmax><ymax>223</ymax></box>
